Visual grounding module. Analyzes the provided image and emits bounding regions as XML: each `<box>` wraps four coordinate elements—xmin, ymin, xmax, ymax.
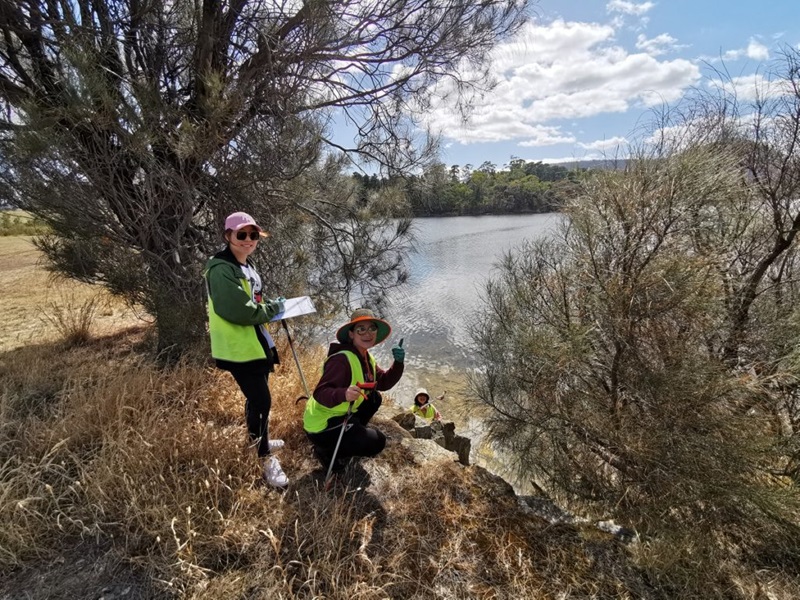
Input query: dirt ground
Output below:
<box><xmin>0</xmin><ymin>541</ymin><xmax>170</xmax><ymax>600</ymax></box>
<box><xmin>0</xmin><ymin>237</ymin><xmax>144</xmax><ymax>352</ymax></box>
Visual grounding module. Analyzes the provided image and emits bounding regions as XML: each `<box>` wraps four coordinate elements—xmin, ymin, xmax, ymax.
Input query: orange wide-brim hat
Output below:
<box><xmin>335</xmin><ymin>308</ymin><xmax>392</xmax><ymax>345</ymax></box>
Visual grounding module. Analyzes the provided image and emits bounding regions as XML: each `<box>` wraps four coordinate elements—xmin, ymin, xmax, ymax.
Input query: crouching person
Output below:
<box><xmin>411</xmin><ymin>388</ymin><xmax>442</xmax><ymax>421</ymax></box>
<box><xmin>303</xmin><ymin>309</ymin><xmax>405</xmax><ymax>473</ymax></box>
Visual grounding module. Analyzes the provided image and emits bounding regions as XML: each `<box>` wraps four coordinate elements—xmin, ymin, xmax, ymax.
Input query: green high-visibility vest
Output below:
<box><xmin>303</xmin><ymin>350</ymin><xmax>376</xmax><ymax>433</ymax></box>
<box><xmin>411</xmin><ymin>403</ymin><xmax>436</xmax><ymax>420</ymax></box>
<box><xmin>207</xmin><ymin>282</ymin><xmax>267</xmax><ymax>363</ymax></box>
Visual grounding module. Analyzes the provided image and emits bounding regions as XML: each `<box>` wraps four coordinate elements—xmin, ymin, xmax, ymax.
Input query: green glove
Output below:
<box><xmin>391</xmin><ymin>338</ymin><xmax>405</xmax><ymax>363</ymax></box>
<box><xmin>266</xmin><ymin>297</ymin><xmax>284</xmax><ymax>314</ymax></box>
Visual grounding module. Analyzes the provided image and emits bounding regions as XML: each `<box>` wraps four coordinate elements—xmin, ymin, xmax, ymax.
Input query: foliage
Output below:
<box><xmin>0</xmin><ymin>0</ymin><xmax>527</xmax><ymax>355</ymax></box>
<box><xmin>0</xmin><ymin>212</ymin><xmax>48</xmax><ymax>236</ymax></box>
<box><xmin>3</xmin><ymin>193</ymin><xmax>799</xmax><ymax>600</ymax></box>
<box><xmin>363</xmin><ymin>158</ymin><xmax>584</xmax><ymax>216</ymax></box>
<box><xmin>472</xmin><ymin>48</ymin><xmax>800</xmax><ymax>597</ymax></box>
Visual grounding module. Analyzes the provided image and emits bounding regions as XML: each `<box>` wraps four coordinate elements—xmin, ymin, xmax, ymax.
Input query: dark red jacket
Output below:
<box><xmin>312</xmin><ymin>342</ymin><xmax>404</xmax><ymax>408</ymax></box>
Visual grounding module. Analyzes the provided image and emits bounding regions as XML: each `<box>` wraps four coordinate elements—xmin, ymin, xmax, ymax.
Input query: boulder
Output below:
<box><xmin>400</xmin><ymin>437</ymin><xmax>458</xmax><ymax>464</ymax></box>
<box><xmin>390</xmin><ymin>414</ymin><xmax>471</xmax><ymax>466</ymax></box>
<box><xmin>391</xmin><ymin>411</ymin><xmax>416</xmax><ymax>431</ymax></box>
<box><xmin>390</xmin><ymin>411</ymin><xmax>432</xmax><ymax>438</ymax></box>
<box><xmin>448</xmin><ymin>435</ymin><xmax>471</xmax><ymax>466</ymax></box>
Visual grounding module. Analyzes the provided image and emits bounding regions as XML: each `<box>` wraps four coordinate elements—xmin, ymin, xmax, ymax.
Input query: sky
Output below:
<box><xmin>392</xmin><ymin>0</ymin><xmax>799</xmax><ymax>169</ymax></box>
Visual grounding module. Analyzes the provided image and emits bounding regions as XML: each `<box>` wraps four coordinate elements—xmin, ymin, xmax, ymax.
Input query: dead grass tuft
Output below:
<box><xmin>39</xmin><ymin>289</ymin><xmax>105</xmax><ymax>347</ymax></box>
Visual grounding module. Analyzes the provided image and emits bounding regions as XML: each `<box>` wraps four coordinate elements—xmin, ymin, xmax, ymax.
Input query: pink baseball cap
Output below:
<box><xmin>224</xmin><ymin>212</ymin><xmax>263</xmax><ymax>232</ymax></box>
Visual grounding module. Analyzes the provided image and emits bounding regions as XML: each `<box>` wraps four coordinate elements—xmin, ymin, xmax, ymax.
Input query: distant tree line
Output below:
<box><xmin>352</xmin><ymin>158</ymin><xmax>586</xmax><ymax>216</ymax></box>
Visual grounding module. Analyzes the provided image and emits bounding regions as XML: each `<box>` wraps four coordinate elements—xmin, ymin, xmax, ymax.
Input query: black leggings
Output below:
<box><xmin>230</xmin><ymin>370</ymin><xmax>272</xmax><ymax>457</ymax></box>
<box><xmin>307</xmin><ymin>391</ymin><xmax>386</xmax><ymax>462</ymax></box>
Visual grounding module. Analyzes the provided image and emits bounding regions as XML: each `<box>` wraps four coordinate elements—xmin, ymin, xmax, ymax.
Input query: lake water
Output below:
<box><xmin>380</xmin><ymin>213</ymin><xmax>561</xmax><ymax>366</ymax></box>
<box><xmin>376</xmin><ymin>214</ymin><xmax>562</xmax><ymax>426</ymax></box>
<box><xmin>374</xmin><ymin>213</ymin><xmax>561</xmax><ymax>491</ymax></box>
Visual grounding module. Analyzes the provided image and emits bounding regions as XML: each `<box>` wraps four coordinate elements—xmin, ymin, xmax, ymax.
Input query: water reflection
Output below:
<box><xmin>382</xmin><ymin>213</ymin><xmax>562</xmax><ymax>370</ymax></box>
<box><xmin>375</xmin><ymin>214</ymin><xmax>561</xmax><ymax>493</ymax></box>
<box><xmin>370</xmin><ymin>214</ymin><xmax>560</xmax><ymax>435</ymax></box>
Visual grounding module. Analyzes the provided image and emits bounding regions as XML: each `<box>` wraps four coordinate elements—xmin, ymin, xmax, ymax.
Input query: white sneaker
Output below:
<box><xmin>268</xmin><ymin>439</ymin><xmax>285</xmax><ymax>451</ymax></box>
<box><xmin>263</xmin><ymin>456</ymin><xmax>289</xmax><ymax>488</ymax></box>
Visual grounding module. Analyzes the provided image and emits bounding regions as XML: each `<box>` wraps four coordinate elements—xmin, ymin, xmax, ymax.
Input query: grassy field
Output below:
<box><xmin>0</xmin><ymin>210</ymin><xmax>49</xmax><ymax>237</ymax></box>
<box><xmin>1</xmin><ymin>235</ymin><xmax>798</xmax><ymax>599</ymax></box>
<box><xmin>0</xmin><ymin>236</ymin><xmax>143</xmax><ymax>352</ymax></box>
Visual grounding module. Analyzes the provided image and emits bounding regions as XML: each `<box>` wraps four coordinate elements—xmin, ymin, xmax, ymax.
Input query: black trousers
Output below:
<box><xmin>307</xmin><ymin>391</ymin><xmax>386</xmax><ymax>464</ymax></box>
<box><xmin>230</xmin><ymin>369</ymin><xmax>273</xmax><ymax>457</ymax></box>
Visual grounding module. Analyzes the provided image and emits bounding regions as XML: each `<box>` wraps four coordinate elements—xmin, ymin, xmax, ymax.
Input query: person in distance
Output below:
<box><xmin>410</xmin><ymin>388</ymin><xmax>442</xmax><ymax>421</ymax></box>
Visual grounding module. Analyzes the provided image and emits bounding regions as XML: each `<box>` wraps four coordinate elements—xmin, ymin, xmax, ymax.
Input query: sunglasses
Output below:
<box><xmin>234</xmin><ymin>230</ymin><xmax>261</xmax><ymax>241</ymax></box>
<box><xmin>353</xmin><ymin>324</ymin><xmax>378</xmax><ymax>335</ymax></box>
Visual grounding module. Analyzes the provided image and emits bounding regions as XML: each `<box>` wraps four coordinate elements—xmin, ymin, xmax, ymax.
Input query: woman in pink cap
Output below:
<box><xmin>204</xmin><ymin>212</ymin><xmax>288</xmax><ymax>487</ymax></box>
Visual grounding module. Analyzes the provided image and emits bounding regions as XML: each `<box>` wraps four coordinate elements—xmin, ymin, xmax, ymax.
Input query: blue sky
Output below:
<box><xmin>401</xmin><ymin>0</ymin><xmax>797</xmax><ymax>169</ymax></box>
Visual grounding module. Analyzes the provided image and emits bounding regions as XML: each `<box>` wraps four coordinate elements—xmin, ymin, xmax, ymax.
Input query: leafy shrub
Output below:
<box><xmin>0</xmin><ymin>211</ymin><xmax>49</xmax><ymax>236</ymax></box>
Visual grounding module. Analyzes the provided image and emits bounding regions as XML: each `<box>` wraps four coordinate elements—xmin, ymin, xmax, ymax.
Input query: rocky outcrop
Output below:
<box><xmin>388</xmin><ymin>410</ymin><xmax>636</xmax><ymax>545</ymax></box>
<box><xmin>391</xmin><ymin>411</ymin><xmax>471</xmax><ymax>466</ymax></box>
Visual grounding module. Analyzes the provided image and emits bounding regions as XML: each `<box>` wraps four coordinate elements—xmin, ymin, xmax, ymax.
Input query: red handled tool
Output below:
<box><xmin>356</xmin><ymin>381</ymin><xmax>376</xmax><ymax>394</ymax></box>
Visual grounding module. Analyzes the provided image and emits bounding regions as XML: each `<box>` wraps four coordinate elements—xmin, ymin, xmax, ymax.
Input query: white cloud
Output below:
<box><xmin>635</xmin><ymin>33</ymin><xmax>684</xmax><ymax>56</ymax></box>
<box><xmin>517</xmin><ymin>126</ymin><xmax>577</xmax><ymax>147</ymax></box>
<box><xmin>423</xmin><ymin>19</ymin><xmax>700</xmax><ymax>149</ymax></box>
<box><xmin>722</xmin><ymin>39</ymin><xmax>770</xmax><ymax>62</ymax></box>
<box><xmin>538</xmin><ymin>154</ymin><xmax>607</xmax><ymax>164</ymax></box>
<box><xmin>707</xmin><ymin>73</ymin><xmax>792</xmax><ymax>103</ymax></box>
<box><xmin>747</xmin><ymin>40</ymin><xmax>770</xmax><ymax>61</ymax></box>
<box><xmin>578</xmin><ymin>136</ymin><xmax>629</xmax><ymax>151</ymax></box>
<box><xmin>606</xmin><ymin>1</ymin><xmax>655</xmax><ymax>16</ymax></box>
<box><xmin>644</xmin><ymin>111</ymin><xmax>773</xmax><ymax>153</ymax></box>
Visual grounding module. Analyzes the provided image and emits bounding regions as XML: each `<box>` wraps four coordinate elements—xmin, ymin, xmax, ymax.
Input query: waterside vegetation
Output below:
<box><xmin>471</xmin><ymin>48</ymin><xmax>800</xmax><ymax>599</ymax></box>
<box><xmin>2</xmin><ymin>211</ymin><xmax>799</xmax><ymax>599</ymax></box>
<box><xmin>351</xmin><ymin>158</ymin><xmax>587</xmax><ymax>217</ymax></box>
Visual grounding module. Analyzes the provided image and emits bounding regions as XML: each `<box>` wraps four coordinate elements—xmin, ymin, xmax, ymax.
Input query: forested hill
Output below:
<box><xmin>351</xmin><ymin>158</ymin><xmax>626</xmax><ymax>216</ymax></box>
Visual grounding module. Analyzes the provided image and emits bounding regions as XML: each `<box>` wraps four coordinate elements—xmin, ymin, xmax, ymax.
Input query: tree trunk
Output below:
<box><xmin>147</xmin><ymin>257</ymin><xmax>209</xmax><ymax>362</ymax></box>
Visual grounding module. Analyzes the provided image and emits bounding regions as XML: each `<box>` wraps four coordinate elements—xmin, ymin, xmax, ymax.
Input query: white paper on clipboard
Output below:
<box><xmin>270</xmin><ymin>296</ymin><xmax>316</xmax><ymax>321</ymax></box>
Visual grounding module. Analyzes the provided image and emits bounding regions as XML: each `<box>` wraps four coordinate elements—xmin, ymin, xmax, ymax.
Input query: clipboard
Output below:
<box><xmin>270</xmin><ymin>296</ymin><xmax>316</xmax><ymax>321</ymax></box>
<box><xmin>271</xmin><ymin>295</ymin><xmax>316</xmax><ymax>399</ymax></box>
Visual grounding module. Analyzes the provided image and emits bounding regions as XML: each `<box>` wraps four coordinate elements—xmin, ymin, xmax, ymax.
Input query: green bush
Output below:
<box><xmin>472</xmin><ymin>147</ymin><xmax>800</xmax><ymax>598</ymax></box>
<box><xmin>0</xmin><ymin>211</ymin><xmax>49</xmax><ymax>236</ymax></box>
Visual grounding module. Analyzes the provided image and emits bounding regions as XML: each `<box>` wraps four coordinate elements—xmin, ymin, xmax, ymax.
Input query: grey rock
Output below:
<box><xmin>391</xmin><ymin>411</ymin><xmax>416</xmax><ymax>431</ymax></box>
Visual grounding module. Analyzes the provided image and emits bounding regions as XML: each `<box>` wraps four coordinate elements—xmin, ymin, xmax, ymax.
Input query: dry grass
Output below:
<box><xmin>3</xmin><ymin>236</ymin><xmax>797</xmax><ymax>599</ymax></box>
<box><xmin>2</xmin><ymin>333</ymin><xmax>649</xmax><ymax>599</ymax></box>
<box><xmin>0</xmin><ymin>236</ymin><xmax>141</xmax><ymax>352</ymax></box>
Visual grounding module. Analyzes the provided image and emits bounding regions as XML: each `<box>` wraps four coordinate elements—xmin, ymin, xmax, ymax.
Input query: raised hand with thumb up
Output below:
<box><xmin>391</xmin><ymin>338</ymin><xmax>405</xmax><ymax>363</ymax></box>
